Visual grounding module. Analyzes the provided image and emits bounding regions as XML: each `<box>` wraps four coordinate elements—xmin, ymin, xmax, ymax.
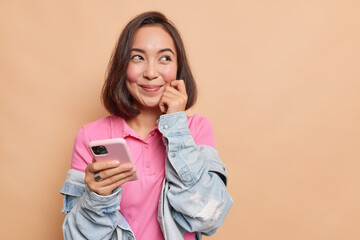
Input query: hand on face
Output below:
<box><xmin>126</xmin><ymin>26</ymin><xmax>189</xmax><ymax>114</ymax></box>
<box><xmin>159</xmin><ymin>79</ymin><xmax>188</xmax><ymax>114</ymax></box>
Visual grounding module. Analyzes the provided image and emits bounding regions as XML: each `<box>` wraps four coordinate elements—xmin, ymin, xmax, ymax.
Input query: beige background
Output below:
<box><xmin>1</xmin><ymin>0</ymin><xmax>359</xmax><ymax>239</ymax></box>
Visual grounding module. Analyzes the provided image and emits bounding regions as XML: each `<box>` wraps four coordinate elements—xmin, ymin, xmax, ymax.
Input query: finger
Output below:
<box><xmin>97</xmin><ymin>163</ymin><xmax>134</xmax><ymax>181</ymax></box>
<box><xmin>159</xmin><ymin>102</ymin><xmax>167</xmax><ymax>113</ymax></box>
<box><xmin>162</xmin><ymin>88</ymin><xmax>185</xmax><ymax>99</ymax></box>
<box><xmin>159</xmin><ymin>93</ymin><xmax>168</xmax><ymax>113</ymax></box>
<box><xmin>159</xmin><ymin>82</ymin><xmax>187</xmax><ymax>114</ymax></box>
<box><xmin>164</xmin><ymin>84</ymin><xmax>187</xmax><ymax>99</ymax></box>
<box><xmin>105</xmin><ymin>166</ymin><xmax>136</xmax><ymax>184</ymax></box>
<box><xmin>161</xmin><ymin>90</ymin><xmax>187</xmax><ymax>105</ymax></box>
<box><xmin>102</xmin><ymin>171</ymin><xmax>138</xmax><ymax>193</ymax></box>
<box><xmin>159</xmin><ymin>94</ymin><xmax>173</xmax><ymax>113</ymax></box>
<box><xmin>86</xmin><ymin>165</ymin><xmax>136</xmax><ymax>192</ymax></box>
<box><xmin>86</xmin><ymin>160</ymin><xmax>120</xmax><ymax>174</ymax></box>
<box><xmin>95</xmin><ymin>168</ymin><xmax>138</xmax><ymax>195</ymax></box>
<box><xmin>159</xmin><ymin>88</ymin><xmax>171</xmax><ymax>113</ymax></box>
<box><xmin>97</xmin><ymin>167</ymin><xmax>136</xmax><ymax>187</ymax></box>
<box><xmin>170</xmin><ymin>80</ymin><xmax>187</xmax><ymax>94</ymax></box>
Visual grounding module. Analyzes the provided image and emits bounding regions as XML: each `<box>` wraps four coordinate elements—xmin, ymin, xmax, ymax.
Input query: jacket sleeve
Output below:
<box><xmin>158</xmin><ymin>112</ymin><xmax>233</xmax><ymax>236</ymax></box>
<box><xmin>60</xmin><ymin>169</ymin><xmax>121</xmax><ymax>240</ymax></box>
<box><xmin>60</xmin><ymin>172</ymin><xmax>134</xmax><ymax>240</ymax></box>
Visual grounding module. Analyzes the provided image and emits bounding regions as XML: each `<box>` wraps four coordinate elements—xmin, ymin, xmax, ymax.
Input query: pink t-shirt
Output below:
<box><xmin>71</xmin><ymin>114</ymin><xmax>215</xmax><ymax>240</ymax></box>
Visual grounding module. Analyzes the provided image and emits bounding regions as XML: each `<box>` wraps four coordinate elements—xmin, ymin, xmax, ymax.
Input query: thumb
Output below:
<box><xmin>159</xmin><ymin>101</ymin><xmax>168</xmax><ymax>113</ymax></box>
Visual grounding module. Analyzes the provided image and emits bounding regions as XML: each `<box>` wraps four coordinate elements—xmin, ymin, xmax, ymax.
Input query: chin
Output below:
<box><xmin>141</xmin><ymin>100</ymin><xmax>160</xmax><ymax>109</ymax></box>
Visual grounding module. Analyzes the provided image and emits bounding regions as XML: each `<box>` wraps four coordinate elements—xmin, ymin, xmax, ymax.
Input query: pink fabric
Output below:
<box><xmin>71</xmin><ymin>114</ymin><xmax>215</xmax><ymax>240</ymax></box>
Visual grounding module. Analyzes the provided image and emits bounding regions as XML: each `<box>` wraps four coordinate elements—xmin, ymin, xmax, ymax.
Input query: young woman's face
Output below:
<box><xmin>126</xmin><ymin>25</ymin><xmax>178</xmax><ymax>110</ymax></box>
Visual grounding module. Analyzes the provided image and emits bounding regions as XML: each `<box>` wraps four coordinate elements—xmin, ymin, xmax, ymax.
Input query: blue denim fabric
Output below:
<box><xmin>61</xmin><ymin>112</ymin><xmax>233</xmax><ymax>240</ymax></box>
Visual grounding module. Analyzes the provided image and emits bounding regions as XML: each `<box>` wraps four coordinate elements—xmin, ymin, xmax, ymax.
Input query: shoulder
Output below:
<box><xmin>187</xmin><ymin>114</ymin><xmax>216</xmax><ymax>147</ymax></box>
<box><xmin>187</xmin><ymin>114</ymin><xmax>213</xmax><ymax>131</ymax></box>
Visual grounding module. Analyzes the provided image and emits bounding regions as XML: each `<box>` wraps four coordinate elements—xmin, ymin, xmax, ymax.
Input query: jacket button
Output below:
<box><xmin>163</xmin><ymin>125</ymin><xmax>168</xmax><ymax>130</ymax></box>
<box><xmin>171</xmin><ymin>152</ymin><xmax>176</xmax><ymax>158</ymax></box>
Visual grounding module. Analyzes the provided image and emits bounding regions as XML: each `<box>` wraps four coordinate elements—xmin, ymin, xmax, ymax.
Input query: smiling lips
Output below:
<box><xmin>140</xmin><ymin>85</ymin><xmax>163</xmax><ymax>93</ymax></box>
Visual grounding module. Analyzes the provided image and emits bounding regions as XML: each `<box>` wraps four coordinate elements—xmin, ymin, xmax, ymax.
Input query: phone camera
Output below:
<box><xmin>92</xmin><ymin>146</ymin><xmax>108</xmax><ymax>155</ymax></box>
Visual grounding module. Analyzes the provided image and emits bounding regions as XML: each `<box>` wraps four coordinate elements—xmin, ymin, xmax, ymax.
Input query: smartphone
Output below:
<box><xmin>88</xmin><ymin>138</ymin><xmax>138</xmax><ymax>180</ymax></box>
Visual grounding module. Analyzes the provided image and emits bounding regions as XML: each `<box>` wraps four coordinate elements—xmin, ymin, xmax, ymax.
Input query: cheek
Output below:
<box><xmin>161</xmin><ymin>65</ymin><xmax>178</xmax><ymax>82</ymax></box>
<box><xmin>126</xmin><ymin>64</ymin><xmax>141</xmax><ymax>83</ymax></box>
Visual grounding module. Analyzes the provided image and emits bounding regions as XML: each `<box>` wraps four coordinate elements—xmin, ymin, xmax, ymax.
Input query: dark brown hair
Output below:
<box><xmin>102</xmin><ymin>11</ymin><xmax>197</xmax><ymax>119</ymax></box>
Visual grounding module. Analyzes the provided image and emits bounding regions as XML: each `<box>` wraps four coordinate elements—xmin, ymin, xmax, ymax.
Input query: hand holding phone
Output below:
<box><xmin>85</xmin><ymin>138</ymin><xmax>138</xmax><ymax>196</ymax></box>
<box><xmin>88</xmin><ymin>138</ymin><xmax>138</xmax><ymax>180</ymax></box>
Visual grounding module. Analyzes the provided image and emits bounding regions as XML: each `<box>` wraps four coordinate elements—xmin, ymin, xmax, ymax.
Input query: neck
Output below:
<box><xmin>126</xmin><ymin>106</ymin><xmax>163</xmax><ymax>139</ymax></box>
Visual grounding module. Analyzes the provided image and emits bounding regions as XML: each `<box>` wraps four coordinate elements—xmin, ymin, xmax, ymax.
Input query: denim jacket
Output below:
<box><xmin>60</xmin><ymin>112</ymin><xmax>233</xmax><ymax>240</ymax></box>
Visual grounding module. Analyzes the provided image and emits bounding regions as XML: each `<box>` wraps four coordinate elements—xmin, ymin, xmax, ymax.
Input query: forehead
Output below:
<box><xmin>132</xmin><ymin>25</ymin><xmax>176</xmax><ymax>51</ymax></box>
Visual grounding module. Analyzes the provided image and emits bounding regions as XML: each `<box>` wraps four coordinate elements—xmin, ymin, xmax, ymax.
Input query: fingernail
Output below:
<box><xmin>112</xmin><ymin>161</ymin><xmax>120</xmax><ymax>165</ymax></box>
<box><xmin>124</xmin><ymin>164</ymin><xmax>132</xmax><ymax>170</ymax></box>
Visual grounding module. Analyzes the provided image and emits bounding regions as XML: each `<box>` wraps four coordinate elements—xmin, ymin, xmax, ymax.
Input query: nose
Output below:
<box><xmin>143</xmin><ymin>61</ymin><xmax>159</xmax><ymax>80</ymax></box>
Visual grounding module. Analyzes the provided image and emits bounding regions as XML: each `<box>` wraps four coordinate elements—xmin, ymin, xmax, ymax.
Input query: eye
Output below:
<box><xmin>159</xmin><ymin>56</ymin><xmax>171</xmax><ymax>62</ymax></box>
<box><xmin>131</xmin><ymin>55</ymin><xmax>144</xmax><ymax>61</ymax></box>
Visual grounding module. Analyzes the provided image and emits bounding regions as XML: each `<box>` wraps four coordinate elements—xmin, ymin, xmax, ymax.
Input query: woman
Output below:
<box><xmin>61</xmin><ymin>11</ymin><xmax>233</xmax><ymax>240</ymax></box>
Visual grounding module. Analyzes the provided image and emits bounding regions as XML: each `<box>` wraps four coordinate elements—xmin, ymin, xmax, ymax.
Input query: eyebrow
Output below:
<box><xmin>158</xmin><ymin>48</ymin><xmax>175</xmax><ymax>55</ymax></box>
<box><xmin>131</xmin><ymin>48</ymin><xmax>175</xmax><ymax>55</ymax></box>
